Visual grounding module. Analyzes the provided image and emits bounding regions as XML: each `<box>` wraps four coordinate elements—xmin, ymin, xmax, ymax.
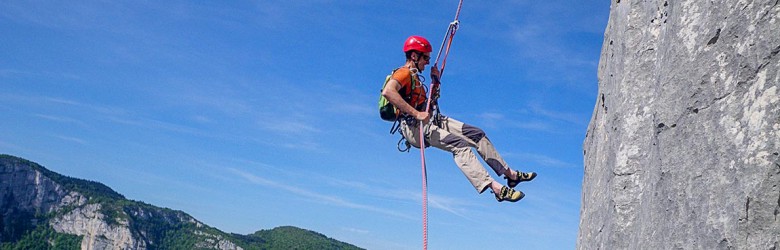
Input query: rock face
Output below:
<box><xmin>1</xmin><ymin>155</ymin><xmax>363</xmax><ymax>250</ymax></box>
<box><xmin>1</xmin><ymin>157</ymin><xmax>80</xmax><ymax>241</ymax></box>
<box><xmin>0</xmin><ymin>155</ymin><xmax>242</xmax><ymax>250</ymax></box>
<box><xmin>50</xmin><ymin>203</ymin><xmax>147</xmax><ymax>249</ymax></box>
<box><xmin>578</xmin><ymin>0</ymin><xmax>779</xmax><ymax>249</ymax></box>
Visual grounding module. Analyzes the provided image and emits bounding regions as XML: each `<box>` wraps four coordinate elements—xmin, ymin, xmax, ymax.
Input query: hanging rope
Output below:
<box><xmin>432</xmin><ymin>1</ymin><xmax>463</xmax><ymax>78</ymax></box>
<box><xmin>419</xmin><ymin>1</ymin><xmax>464</xmax><ymax>249</ymax></box>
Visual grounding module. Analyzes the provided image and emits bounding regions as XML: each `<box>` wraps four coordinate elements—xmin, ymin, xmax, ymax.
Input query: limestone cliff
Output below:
<box><xmin>578</xmin><ymin>0</ymin><xmax>779</xmax><ymax>249</ymax></box>
<box><xmin>0</xmin><ymin>155</ymin><xmax>241</xmax><ymax>250</ymax></box>
<box><xmin>0</xmin><ymin>155</ymin><xmax>362</xmax><ymax>250</ymax></box>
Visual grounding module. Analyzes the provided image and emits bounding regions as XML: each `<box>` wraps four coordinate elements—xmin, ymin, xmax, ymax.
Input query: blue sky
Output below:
<box><xmin>0</xmin><ymin>1</ymin><xmax>609</xmax><ymax>249</ymax></box>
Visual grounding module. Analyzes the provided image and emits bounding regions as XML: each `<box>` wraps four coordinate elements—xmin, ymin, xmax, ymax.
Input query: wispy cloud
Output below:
<box><xmin>50</xmin><ymin>135</ymin><xmax>87</xmax><ymax>145</ymax></box>
<box><xmin>280</xmin><ymin>140</ymin><xmax>322</xmax><ymax>152</ymax></box>
<box><xmin>390</xmin><ymin>191</ymin><xmax>477</xmax><ymax>221</ymax></box>
<box><xmin>323</xmin><ymin>177</ymin><xmax>371</xmax><ymax>190</ymax></box>
<box><xmin>476</xmin><ymin>112</ymin><xmax>552</xmax><ymax>132</ymax></box>
<box><xmin>506</xmin><ymin>152</ymin><xmax>578</xmax><ymax>169</ymax></box>
<box><xmin>2</xmin><ymin>94</ymin><xmax>126</xmax><ymax>122</ymax></box>
<box><xmin>476</xmin><ymin>102</ymin><xmax>589</xmax><ymax>134</ymax></box>
<box><xmin>2</xmin><ymin>1</ymin><xmax>603</xmax><ymax>248</ymax></box>
<box><xmin>0</xmin><ymin>68</ymin><xmax>29</xmax><ymax>78</ymax></box>
<box><xmin>475</xmin><ymin>112</ymin><xmax>506</xmax><ymax>128</ymax></box>
<box><xmin>149</xmin><ymin>79</ymin><xmax>256</xmax><ymax>117</ymax></box>
<box><xmin>41</xmin><ymin>97</ymin><xmax>127</xmax><ymax>117</ymax></box>
<box><xmin>468</xmin><ymin>1</ymin><xmax>604</xmax><ymax>92</ymax></box>
<box><xmin>229</xmin><ymin>168</ymin><xmax>415</xmax><ymax>220</ymax></box>
<box><xmin>256</xmin><ymin>119</ymin><xmax>320</xmax><ymax>135</ymax></box>
<box><xmin>340</xmin><ymin>227</ymin><xmax>369</xmax><ymax>235</ymax></box>
<box><xmin>428</xmin><ymin>194</ymin><xmax>477</xmax><ymax>221</ymax></box>
<box><xmin>509</xmin><ymin>120</ymin><xmax>554</xmax><ymax>131</ymax></box>
<box><xmin>108</xmin><ymin>116</ymin><xmax>208</xmax><ymax>137</ymax></box>
<box><xmin>33</xmin><ymin>114</ymin><xmax>89</xmax><ymax>127</ymax></box>
<box><xmin>526</xmin><ymin>103</ymin><xmax>588</xmax><ymax>126</ymax></box>
<box><xmin>230</xmin><ymin>163</ymin><xmax>481</xmax><ymax>222</ymax></box>
<box><xmin>13</xmin><ymin>94</ymin><xmax>228</xmax><ymax>141</ymax></box>
<box><xmin>13</xmin><ymin>91</ymin><xmax>328</xmax><ymax>153</ymax></box>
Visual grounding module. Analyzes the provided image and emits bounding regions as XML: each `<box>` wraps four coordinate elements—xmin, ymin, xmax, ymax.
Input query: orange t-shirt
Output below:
<box><xmin>391</xmin><ymin>67</ymin><xmax>427</xmax><ymax>110</ymax></box>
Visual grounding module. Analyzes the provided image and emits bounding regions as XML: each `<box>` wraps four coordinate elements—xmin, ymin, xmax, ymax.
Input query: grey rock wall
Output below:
<box><xmin>0</xmin><ymin>159</ymin><xmax>71</xmax><ymax>215</ymax></box>
<box><xmin>578</xmin><ymin>0</ymin><xmax>779</xmax><ymax>249</ymax></box>
<box><xmin>50</xmin><ymin>203</ymin><xmax>146</xmax><ymax>250</ymax></box>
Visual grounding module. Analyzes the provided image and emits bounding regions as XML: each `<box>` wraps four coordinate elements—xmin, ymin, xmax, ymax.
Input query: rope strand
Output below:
<box><xmin>419</xmin><ymin>124</ymin><xmax>428</xmax><ymax>249</ymax></box>
<box><xmin>454</xmin><ymin>0</ymin><xmax>464</xmax><ymax>20</ymax></box>
<box><xmin>421</xmin><ymin>1</ymin><xmax>464</xmax><ymax>249</ymax></box>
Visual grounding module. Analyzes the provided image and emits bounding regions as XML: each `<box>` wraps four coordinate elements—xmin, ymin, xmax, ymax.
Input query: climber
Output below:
<box><xmin>381</xmin><ymin>35</ymin><xmax>537</xmax><ymax>202</ymax></box>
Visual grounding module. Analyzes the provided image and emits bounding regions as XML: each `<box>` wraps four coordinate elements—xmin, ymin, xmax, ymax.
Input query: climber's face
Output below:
<box><xmin>415</xmin><ymin>52</ymin><xmax>431</xmax><ymax>72</ymax></box>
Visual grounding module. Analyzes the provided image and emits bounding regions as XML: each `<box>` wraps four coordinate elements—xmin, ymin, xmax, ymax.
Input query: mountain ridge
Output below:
<box><xmin>0</xmin><ymin>154</ymin><xmax>363</xmax><ymax>250</ymax></box>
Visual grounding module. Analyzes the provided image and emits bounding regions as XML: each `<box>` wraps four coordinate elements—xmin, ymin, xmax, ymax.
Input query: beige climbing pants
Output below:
<box><xmin>400</xmin><ymin>115</ymin><xmax>511</xmax><ymax>193</ymax></box>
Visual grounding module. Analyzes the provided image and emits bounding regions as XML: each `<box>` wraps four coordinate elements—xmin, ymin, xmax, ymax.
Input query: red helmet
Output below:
<box><xmin>403</xmin><ymin>35</ymin><xmax>432</xmax><ymax>53</ymax></box>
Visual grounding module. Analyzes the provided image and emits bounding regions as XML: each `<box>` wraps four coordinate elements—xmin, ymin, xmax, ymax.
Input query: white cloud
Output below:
<box><xmin>341</xmin><ymin>227</ymin><xmax>369</xmax><ymax>235</ymax></box>
<box><xmin>106</xmin><ymin>116</ymin><xmax>202</xmax><ymax>136</ymax></box>
<box><xmin>33</xmin><ymin>114</ymin><xmax>89</xmax><ymax>127</ymax></box>
<box><xmin>428</xmin><ymin>194</ymin><xmax>476</xmax><ymax>221</ymax></box>
<box><xmin>257</xmin><ymin>119</ymin><xmax>320</xmax><ymax>135</ymax></box>
<box><xmin>324</xmin><ymin>178</ymin><xmax>371</xmax><ymax>190</ymax></box>
<box><xmin>527</xmin><ymin>103</ymin><xmax>589</xmax><ymax>126</ymax></box>
<box><xmin>280</xmin><ymin>141</ymin><xmax>323</xmax><ymax>152</ymax></box>
<box><xmin>476</xmin><ymin>111</ymin><xmax>553</xmax><ymax>132</ymax></box>
<box><xmin>477</xmin><ymin>112</ymin><xmax>505</xmax><ymax>121</ymax></box>
<box><xmin>229</xmin><ymin>168</ymin><xmax>415</xmax><ymax>220</ymax></box>
<box><xmin>379</xmin><ymin>188</ymin><xmax>478</xmax><ymax>220</ymax></box>
<box><xmin>507</xmin><ymin>152</ymin><xmax>578</xmax><ymax>169</ymax></box>
<box><xmin>50</xmin><ymin>135</ymin><xmax>87</xmax><ymax>145</ymax></box>
<box><xmin>233</xmin><ymin>165</ymin><xmax>483</xmax><ymax>221</ymax></box>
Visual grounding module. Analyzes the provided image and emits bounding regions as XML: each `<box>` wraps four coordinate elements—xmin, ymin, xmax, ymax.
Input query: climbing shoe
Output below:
<box><xmin>506</xmin><ymin>170</ymin><xmax>536</xmax><ymax>188</ymax></box>
<box><xmin>494</xmin><ymin>186</ymin><xmax>525</xmax><ymax>202</ymax></box>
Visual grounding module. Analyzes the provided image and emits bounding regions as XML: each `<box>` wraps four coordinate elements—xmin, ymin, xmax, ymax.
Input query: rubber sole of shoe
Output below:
<box><xmin>507</xmin><ymin>171</ymin><xmax>537</xmax><ymax>188</ymax></box>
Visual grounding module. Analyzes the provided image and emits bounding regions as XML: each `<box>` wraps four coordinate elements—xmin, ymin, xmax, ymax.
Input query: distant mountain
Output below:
<box><xmin>0</xmin><ymin>154</ymin><xmax>363</xmax><ymax>250</ymax></box>
<box><xmin>232</xmin><ymin>226</ymin><xmax>363</xmax><ymax>250</ymax></box>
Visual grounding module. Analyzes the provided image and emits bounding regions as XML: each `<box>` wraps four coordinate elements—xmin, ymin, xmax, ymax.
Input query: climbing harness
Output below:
<box><xmin>385</xmin><ymin>68</ymin><xmax>430</xmax><ymax>153</ymax></box>
<box><xmin>419</xmin><ymin>1</ymin><xmax>464</xmax><ymax>249</ymax></box>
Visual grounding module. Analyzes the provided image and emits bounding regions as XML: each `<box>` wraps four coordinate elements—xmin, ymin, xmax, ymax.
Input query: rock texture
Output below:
<box><xmin>0</xmin><ymin>155</ymin><xmax>242</xmax><ymax>250</ymax></box>
<box><xmin>578</xmin><ymin>0</ymin><xmax>779</xmax><ymax>249</ymax></box>
<box><xmin>50</xmin><ymin>203</ymin><xmax>147</xmax><ymax>249</ymax></box>
<box><xmin>1</xmin><ymin>155</ymin><xmax>363</xmax><ymax>250</ymax></box>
